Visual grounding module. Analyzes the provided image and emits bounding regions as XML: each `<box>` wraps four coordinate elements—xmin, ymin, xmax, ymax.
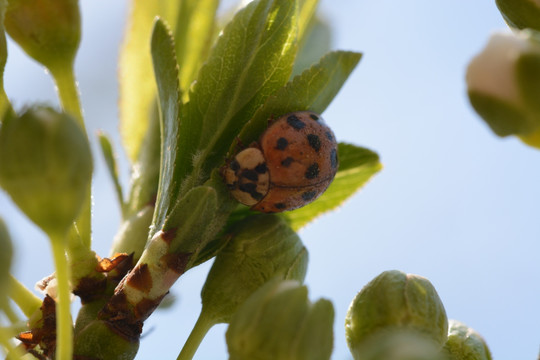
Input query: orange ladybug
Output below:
<box><xmin>223</xmin><ymin>111</ymin><xmax>338</xmax><ymax>213</ymax></box>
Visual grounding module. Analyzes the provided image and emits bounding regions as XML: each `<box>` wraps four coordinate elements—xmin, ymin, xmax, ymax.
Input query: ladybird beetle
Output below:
<box><xmin>223</xmin><ymin>111</ymin><xmax>338</xmax><ymax>213</ymax></box>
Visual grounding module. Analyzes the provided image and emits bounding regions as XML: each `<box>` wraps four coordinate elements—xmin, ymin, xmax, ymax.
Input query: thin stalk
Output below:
<box><xmin>50</xmin><ymin>64</ymin><xmax>84</xmax><ymax>129</ymax></box>
<box><xmin>176</xmin><ymin>312</ymin><xmax>214</xmax><ymax>360</ymax></box>
<box><xmin>8</xmin><ymin>275</ymin><xmax>41</xmax><ymax>318</ymax></box>
<box><xmin>50</xmin><ymin>236</ymin><xmax>73</xmax><ymax>360</ymax></box>
<box><xmin>50</xmin><ymin>64</ymin><xmax>92</xmax><ymax>249</ymax></box>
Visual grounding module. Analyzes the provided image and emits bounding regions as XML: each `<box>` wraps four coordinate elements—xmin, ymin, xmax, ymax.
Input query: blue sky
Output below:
<box><xmin>1</xmin><ymin>0</ymin><xmax>538</xmax><ymax>359</ymax></box>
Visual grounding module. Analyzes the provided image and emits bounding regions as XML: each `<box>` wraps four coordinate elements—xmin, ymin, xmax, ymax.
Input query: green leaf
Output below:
<box><xmin>119</xmin><ymin>0</ymin><xmax>181</xmax><ymax>161</ymax></box>
<box><xmin>150</xmin><ymin>18</ymin><xmax>182</xmax><ymax>236</ymax></box>
<box><xmin>237</xmin><ymin>50</ymin><xmax>362</xmax><ymax>148</ymax></box>
<box><xmin>297</xmin><ymin>0</ymin><xmax>319</xmax><ymax>42</ymax></box>
<box><xmin>175</xmin><ymin>0</ymin><xmax>299</xmax><ymax>193</ymax></box>
<box><xmin>291</xmin><ymin>15</ymin><xmax>331</xmax><ymax>78</ymax></box>
<box><xmin>97</xmin><ymin>132</ymin><xmax>125</xmax><ymax>215</ymax></box>
<box><xmin>284</xmin><ymin>143</ymin><xmax>381</xmax><ymax>231</ymax></box>
<box><xmin>174</xmin><ymin>0</ymin><xmax>219</xmax><ymax>99</ymax></box>
<box><xmin>0</xmin><ymin>0</ymin><xmax>10</xmax><ymax>120</ymax></box>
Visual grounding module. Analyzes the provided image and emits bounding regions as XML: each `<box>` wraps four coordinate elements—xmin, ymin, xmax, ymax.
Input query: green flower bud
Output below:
<box><xmin>226</xmin><ymin>280</ymin><xmax>334</xmax><ymax>360</ymax></box>
<box><xmin>443</xmin><ymin>320</ymin><xmax>492</xmax><ymax>360</ymax></box>
<box><xmin>201</xmin><ymin>214</ymin><xmax>308</xmax><ymax>324</ymax></box>
<box><xmin>496</xmin><ymin>0</ymin><xmax>540</xmax><ymax>32</ymax></box>
<box><xmin>345</xmin><ymin>270</ymin><xmax>448</xmax><ymax>360</ymax></box>
<box><xmin>4</xmin><ymin>0</ymin><xmax>80</xmax><ymax>71</ymax></box>
<box><xmin>0</xmin><ymin>106</ymin><xmax>92</xmax><ymax>236</ymax></box>
<box><xmin>0</xmin><ymin>218</ymin><xmax>13</xmax><ymax>307</ymax></box>
<box><xmin>73</xmin><ymin>320</ymin><xmax>139</xmax><ymax>360</ymax></box>
<box><xmin>466</xmin><ymin>30</ymin><xmax>540</xmax><ymax>147</ymax></box>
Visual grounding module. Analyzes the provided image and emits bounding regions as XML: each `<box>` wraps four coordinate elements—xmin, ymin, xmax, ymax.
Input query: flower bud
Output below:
<box><xmin>443</xmin><ymin>320</ymin><xmax>492</xmax><ymax>360</ymax></box>
<box><xmin>201</xmin><ymin>214</ymin><xmax>308</xmax><ymax>324</ymax></box>
<box><xmin>0</xmin><ymin>106</ymin><xmax>92</xmax><ymax>236</ymax></box>
<box><xmin>496</xmin><ymin>0</ymin><xmax>540</xmax><ymax>31</ymax></box>
<box><xmin>4</xmin><ymin>0</ymin><xmax>80</xmax><ymax>70</ymax></box>
<box><xmin>226</xmin><ymin>280</ymin><xmax>334</xmax><ymax>360</ymax></box>
<box><xmin>345</xmin><ymin>270</ymin><xmax>448</xmax><ymax>360</ymax></box>
<box><xmin>466</xmin><ymin>30</ymin><xmax>540</xmax><ymax>148</ymax></box>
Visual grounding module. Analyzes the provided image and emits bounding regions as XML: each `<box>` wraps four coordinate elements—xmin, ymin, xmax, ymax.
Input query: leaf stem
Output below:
<box><xmin>50</xmin><ymin>65</ymin><xmax>84</xmax><ymax>129</ymax></box>
<box><xmin>176</xmin><ymin>312</ymin><xmax>213</xmax><ymax>360</ymax></box>
<box><xmin>50</xmin><ymin>64</ymin><xmax>92</xmax><ymax>248</ymax></box>
<box><xmin>8</xmin><ymin>275</ymin><xmax>42</xmax><ymax>318</ymax></box>
<box><xmin>50</xmin><ymin>235</ymin><xmax>73</xmax><ymax>360</ymax></box>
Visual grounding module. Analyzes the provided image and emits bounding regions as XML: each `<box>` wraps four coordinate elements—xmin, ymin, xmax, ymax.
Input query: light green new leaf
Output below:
<box><xmin>291</xmin><ymin>15</ymin><xmax>331</xmax><ymax>78</ymax></box>
<box><xmin>297</xmin><ymin>0</ymin><xmax>319</xmax><ymax>42</ymax></box>
<box><xmin>237</xmin><ymin>50</ymin><xmax>362</xmax><ymax>148</ymax></box>
<box><xmin>175</xmin><ymin>0</ymin><xmax>299</xmax><ymax>193</ymax></box>
<box><xmin>150</xmin><ymin>19</ymin><xmax>182</xmax><ymax>236</ymax></box>
<box><xmin>174</xmin><ymin>0</ymin><xmax>219</xmax><ymax>99</ymax></box>
<box><xmin>97</xmin><ymin>132</ymin><xmax>125</xmax><ymax>215</ymax></box>
<box><xmin>284</xmin><ymin>143</ymin><xmax>381</xmax><ymax>231</ymax></box>
<box><xmin>119</xmin><ymin>0</ymin><xmax>181</xmax><ymax>161</ymax></box>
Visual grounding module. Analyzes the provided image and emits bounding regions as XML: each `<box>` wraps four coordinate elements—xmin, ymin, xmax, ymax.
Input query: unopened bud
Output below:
<box><xmin>496</xmin><ymin>0</ymin><xmax>540</xmax><ymax>31</ymax></box>
<box><xmin>201</xmin><ymin>215</ymin><xmax>308</xmax><ymax>324</ymax></box>
<box><xmin>4</xmin><ymin>0</ymin><xmax>80</xmax><ymax>70</ymax></box>
<box><xmin>345</xmin><ymin>270</ymin><xmax>448</xmax><ymax>360</ymax></box>
<box><xmin>443</xmin><ymin>320</ymin><xmax>492</xmax><ymax>360</ymax></box>
<box><xmin>466</xmin><ymin>30</ymin><xmax>540</xmax><ymax>148</ymax></box>
<box><xmin>226</xmin><ymin>280</ymin><xmax>334</xmax><ymax>360</ymax></box>
<box><xmin>0</xmin><ymin>106</ymin><xmax>92</xmax><ymax>236</ymax></box>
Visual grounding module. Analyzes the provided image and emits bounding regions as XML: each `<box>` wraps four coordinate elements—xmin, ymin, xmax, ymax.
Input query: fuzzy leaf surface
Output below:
<box><xmin>175</xmin><ymin>0</ymin><xmax>299</xmax><ymax>192</ymax></box>
<box><xmin>150</xmin><ymin>19</ymin><xmax>182</xmax><ymax>236</ymax></box>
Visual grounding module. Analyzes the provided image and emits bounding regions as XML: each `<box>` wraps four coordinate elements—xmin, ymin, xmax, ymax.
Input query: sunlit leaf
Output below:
<box><xmin>174</xmin><ymin>0</ymin><xmax>219</xmax><ymax>99</ymax></box>
<box><xmin>237</xmin><ymin>50</ymin><xmax>362</xmax><ymax>148</ymax></box>
<box><xmin>284</xmin><ymin>143</ymin><xmax>381</xmax><ymax>231</ymax></box>
<box><xmin>174</xmin><ymin>0</ymin><xmax>299</xmax><ymax>194</ymax></box>
<box><xmin>119</xmin><ymin>0</ymin><xmax>181</xmax><ymax>161</ymax></box>
<box><xmin>150</xmin><ymin>18</ymin><xmax>181</xmax><ymax>236</ymax></box>
<box><xmin>291</xmin><ymin>15</ymin><xmax>331</xmax><ymax>78</ymax></box>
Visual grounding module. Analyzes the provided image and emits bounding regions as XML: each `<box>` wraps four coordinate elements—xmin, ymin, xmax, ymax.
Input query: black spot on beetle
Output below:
<box><xmin>276</xmin><ymin>137</ymin><xmax>288</xmax><ymax>150</ymax></box>
<box><xmin>309</xmin><ymin>114</ymin><xmax>319</xmax><ymax>121</ymax></box>
<box><xmin>281</xmin><ymin>157</ymin><xmax>294</xmax><ymax>167</ymax></box>
<box><xmin>330</xmin><ymin>148</ymin><xmax>338</xmax><ymax>169</ymax></box>
<box><xmin>325</xmin><ymin>131</ymin><xmax>333</xmax><ymax>141</ymax></box>
<box><xmin>255</xmin><ymin>163</ymin><xmax>267</xmax><ymax>174</ymax></box>
<box><xmin>239</xmin><ymin>183</ymin><xmax>264</xmax><ymax>200</ymax></box>
<box><xmin>302</xmin><ymin>191</ymin><xmax>317</xmax><ymax>201</ymax></box>
<box><xmin>287</xmin><ymin>114</ymin><xmax>306</xmax><ymax>130</ymax></box>
<box><xmin>241</xmin><ymin>169</ymin><xmax>258</xmax><ymax>182</ymax></box>
<box><xmin>230</xmin><ymin>160</ymin><xmax>240</xmax><ymax>171</ymax></box>
<box><xmin>305</xmin><ymin>163</ymin><xmax>320</xmax><ymax>179</ymax></box>
<box><xmin>274</xmin><ymin>203</ymin><xmax>286</xmax><ymax>210</ymax></box>
<box><xmin>307</xmin><ymin>134</ymin><xmax>321</xmax><ymax>152</ymax></box>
